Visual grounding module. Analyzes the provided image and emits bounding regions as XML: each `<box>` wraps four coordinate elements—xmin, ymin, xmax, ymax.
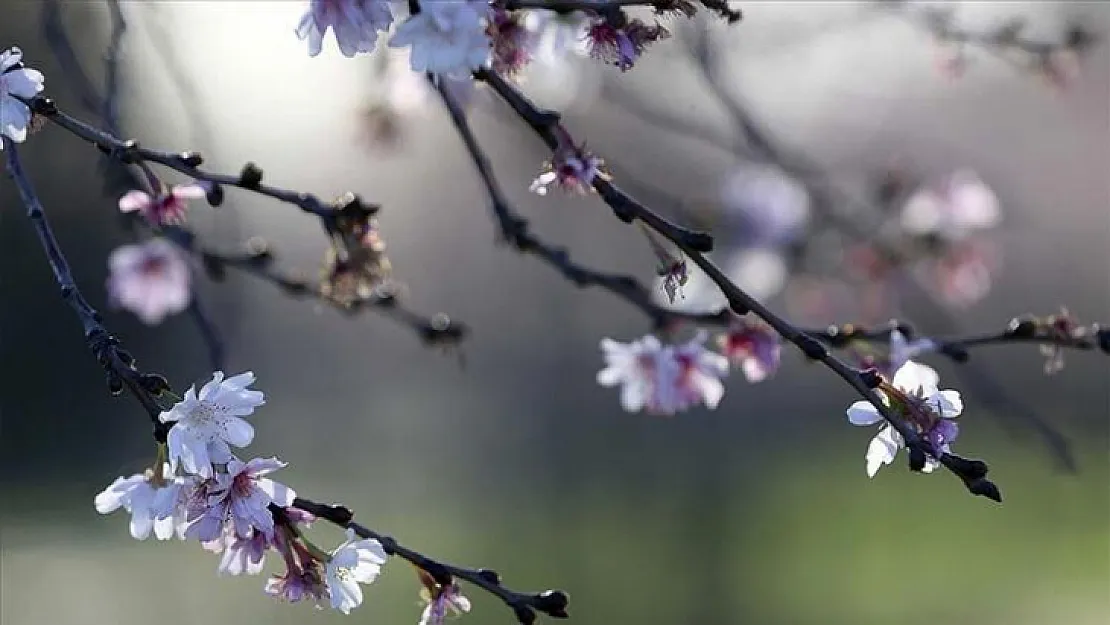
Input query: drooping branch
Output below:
<box><xmin>469</xmin><ymin>68</ymin><xmax>1001</xmax><ymax>501</ymax></box>
<box><xmin>5</xmin><ymin>136</ymin><xmax>562</xmax><ymax>625</ymax></box>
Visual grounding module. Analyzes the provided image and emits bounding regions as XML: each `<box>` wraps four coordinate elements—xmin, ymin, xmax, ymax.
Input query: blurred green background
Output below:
<box><xmin>1</xmin><ymin>3</ymin><xmax>1107</xmax><ymax>625</ymax></box>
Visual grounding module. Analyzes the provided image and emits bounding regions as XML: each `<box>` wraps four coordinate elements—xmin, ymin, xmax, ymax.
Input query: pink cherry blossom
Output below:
<box><xmin>106</xmin><ymin>238</ymin><xmax>191</xmax><ymax>325</ymax></box>
<box><xmin>717</xmin><ymin>317</ymin><xmax>781</xmax><ymax>383</ymax></box>
<box><xmin>186</xmin><ymin>457</ymin><xmax>296</xmax><ymax>543</ymax></box>
<box><xmin>118</xmin><ymin>183</ymin><xmax>207</xmax><ymax>225</ymax></box>
<box><xmin>597</xmin><ymin>332</ymin><xmax>729</xmax><ymax>415</ymax></box>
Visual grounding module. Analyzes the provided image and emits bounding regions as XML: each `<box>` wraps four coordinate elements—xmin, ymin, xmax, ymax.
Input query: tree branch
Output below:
<box><xmin>473</xmin><ymin>68</ymin><xmax>1001</xmax><ymax>501</ymax></box>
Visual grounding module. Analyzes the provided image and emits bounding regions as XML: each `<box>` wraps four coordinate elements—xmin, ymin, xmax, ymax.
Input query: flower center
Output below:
<box><xmin>139</xmin><ymin>255</ymin><xmax>168</xmax><ymax>276</ymax></box>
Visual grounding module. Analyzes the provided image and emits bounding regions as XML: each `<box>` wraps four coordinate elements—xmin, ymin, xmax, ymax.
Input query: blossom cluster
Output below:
<box><xmin>596</xmin><ymin>322</ymin><xmax>971</xmax><ymax>478</ymax></box>
<box><xmin>297</xmin><ymin>0</ymin><xmax>712</xmax><ymax>78</ymax></box>
<box><xmin>94</xmin><ymin>371</ymin><xmax>468</xmax><ymax>619</ymax></box>
<box><xmin>597</xmin><ymin>316</ymin><xmax>780</xmax><ymax>415</ymax></box>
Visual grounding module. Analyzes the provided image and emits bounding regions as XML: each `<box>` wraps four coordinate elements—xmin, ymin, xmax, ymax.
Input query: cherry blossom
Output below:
<box><xmin>846</xmin><ymin>360</ymin><xmax>963</xmax><ymax>477</ymax></box>
<box><xmin>95</xmin><ymin>470</ymin><xmax>182</xmax><ymax>540</ymax></box>
<box><xmin>159</xmin><ymin>371</ymin><xmax>266</xmax><ymax>478</ymax></box>
<box><xmin>585</xmin><ymin>16</ymin><xmax>669</xmax><ymax>71</ymax></box>
<box><xmin>296</xmin><ymin>0</ymin><xmax>394</xmax><ymax>57</ymax></box>
<box><xmin>106</xmin><ymin>238</ymin><xmax>191</xmax><ymax>325</ymax></box>
<box><xmin>900</xmin><ymin>170</ymin><xmax>1000</xmax><ymax>240</ymax></box>
<box><xmin>718</xmin><ymin>163</ymin><xmax>811</xmax><ymax>247</ymax></box>
<box><xmin>118</xmin><ymin>183</ymin><xmax>207</xmax><ymax>225</ymax></box>
<box><xmin>214</xmin><ymin>530</ymin><xmax>270</xmax><ymax>581</ymax></box>
<box><xmin>390</xmin><ymin>0</ymin><xmax>491</xmax><ymax>78</ymax></box>
<box><xmin>597</xmin><ymin>332</ymin><xmax>729</xmax><ymax>415</ymax></box>
<box><xmin>717</xmin><ymin>317</ymin><xmax>781</xmax><ymax>383</ymax></box>
<box><xmin>488</xmin><ymin>7</ymin><xmax>535</xmax><ymax>75</ymax></box>
<box><xmin>529</xmin><ymin>143</ymin><xmax>609</xmax><ymax>195</ymax></box>
<box><xmin>325</xmin><ymin>528</ymin><xmax>389</xmax><ymax>614</ymax></box>
<box><xmin>186</xmin><ymin>457</ymin><xmax>296</xmax><ymax>543</ymax></box>
<box><xmin>419</xmin><ymin>581</ymin><xmax>471</xmax><ymax>625</ymax></box>
<box><xmin>0</xmin><ymin>47</ymin><xmax>45</xmax><ymax>148</ymax></box>
<box><xmin>266</xmin><ymin>565</ymin><xmax>329</xmax><ymax>605</ymax></box>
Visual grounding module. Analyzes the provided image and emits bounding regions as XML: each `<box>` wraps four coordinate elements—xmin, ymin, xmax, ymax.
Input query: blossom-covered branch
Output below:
<box><xmin>503</xmin><ymin>0</ymin><xmax>741</xmax><ymax>22</ymax></box>
<box><xmin>17</xmin><ymin>93</ymin><xmax>464</xmax><ymax>348</ymax></box>
<box><xmin>5</xmin><ymin>135</ymin><xmax>565</xmax><ymax>623</ymax></box>
<box><xmin>434</xmin><ymin>75</ymin><xmax>728</xmax><ymax>330</ymax></box>
<box><xmin>465</xmin><ymin>67</ymin><xmax>1001</xmax><ymax>500</ymax></box>
<box><xmin>600</xmin><ymin>17</ymin><xmax>1096</xmax><ymax>469</ymax></box>
<box><xmin>436</xmin><ymin>73</ymin><xmax>1105</xmax><ymax>372</ymax></box>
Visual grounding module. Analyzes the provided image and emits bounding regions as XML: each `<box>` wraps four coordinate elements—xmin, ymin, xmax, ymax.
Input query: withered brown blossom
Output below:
<box><xmin>319</xmin><ymin>193</ymin><xmax>393</xmax><ymax>307</ymax></box>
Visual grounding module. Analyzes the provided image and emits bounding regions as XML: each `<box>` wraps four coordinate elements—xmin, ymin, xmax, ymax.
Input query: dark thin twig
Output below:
<box><xmin>19</xmin><ymin>95</ymin><xmax>343</xmax><ymax>223</ymax></box>
<box><xmin>157</xmin><ymin>225</ymin><xmax>466</xmax><ymax>345</ymax></box>
<box><xmin>679</xmin><ymin>19</ymin><xmax>1087</xmax><ymax>470</ymax></box>
<box><xmin>432</xmin><ymin>75</ymin><xmax>727</xmax><ymax>330</ymax></box>
<box><xmin>5</xmin><ymin>138</ymin><xmax>166</xmax><ymax>437</ymax></box>
<box><xmin>290</xmin><ymin>499</ymin><xmax>569</xmax><ymax>625</ymax></box>
<box><xmin>474</xmin><ymin>67</ymin><xmax>1001</xmax><ymax>501</ymax></box>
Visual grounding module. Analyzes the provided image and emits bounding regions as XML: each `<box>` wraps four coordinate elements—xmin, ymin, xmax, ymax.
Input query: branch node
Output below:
<box><xmin>30</xmin><ymin>96</ymin><xmax>57</xmax><ymax>116</ymax></box>
<box><xmin>238</xmin><ymin>162</ymin><xmax>263</xmax><ymax>189</ymax></box>
<box><xmin>179</xmin><ymin>151</ymin><xmax>203</xmax><ymax>167</ymax></box>
<box><xmin>795</xmin><ymin>333</ymin><xmax>828</xmax><ymax>360</ymax></box>
<box><xmin>476</xmin><ymin>568</ymin><xmax>501</xmax><ymax>585</ymax></box>
<box><xmin>534</xmin><ymin>589</ymin><xmax>570</xmax><ymax>618</ymax></box>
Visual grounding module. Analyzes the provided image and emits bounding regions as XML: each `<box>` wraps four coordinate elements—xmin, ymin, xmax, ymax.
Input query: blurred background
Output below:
<box><xmin>1</xmin><ymin>2</ymin><xmax>1107</xmax><ymax>625</ymax></box>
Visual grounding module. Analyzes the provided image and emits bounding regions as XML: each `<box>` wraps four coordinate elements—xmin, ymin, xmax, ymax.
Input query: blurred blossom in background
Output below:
<box><xmin>1</xmin><ymin>3</ymin><xmax>1108</xmax><ymax>625</ymax></box>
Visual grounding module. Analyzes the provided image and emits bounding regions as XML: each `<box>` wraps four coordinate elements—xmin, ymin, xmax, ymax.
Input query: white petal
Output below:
<box><xmin>199</xmin><ymin>371</ymin><xmax>226</xmax><ymax>401</ymax></box>
<box><xmin>129</xmin><ymin>512</ymin><xmax>155</xmax><ymax>540</ymax></box>
<box><xmin>222</xmin><ymin>371</ymin><xmax>256</xmax><ymax>390</ymax></box>
<box><xmin>0</xmin><ymin>47</ymin><xmax>23</xmax><ymax>71</ymax></box>
<box><xmin>5</xmin><ymin>68</ymin><xmax>45</xmax><ymax>98</ymax></box>
<box><xmin>891</xmin><ymin>360</ymin><xmax>939</xmax><ymax>395</ymax></box>
<box><xmin>117</xmin><ymin>190</ymin><xmax>151</xmax><ymax>213</ymax></box>
<box><xmin>94</xmin><ymin>474</ymin><xmax>145</xmax><ymax>513</ymax></box>
<box><xmin>949</xmin><ymin>173</ymin><xmax>1000</xmax><ymax>230</ymax></box>
<box><xmin>221</xmin><ymin>416</ymin><xmax>255</xmax><ymax>448</ymax></box>
<box><xmin>693</xmin><ymin>372</ymin><xmax>725</xmax><ymax>409</ymax></box>
<box><xmin>901</xmin><ymin>190</ymin><xmax>944</xmax><ymax>234</ymax></box>
<box><xmin>596</xmin><ymin>365</ymin><xmax>625</xmax><ymax>387</ymax></box>
<box><xmin>865</xmin><ymin>426</ymin><xmax>902</xmax><ymax>478</ymax></box>
<box><xmin>846</xmin><ymin>401</ymin><xmax>883</xmax><ymax>426</ymax></box>
<box><xmin>171</xmin><ymin>183</ymin><xmax>207</xmax><ymax>200</ymax></box>
<box><xmin>256</xmin><ymin>477</ymin><xmax>297</xmax><ymax>507</ymax></box>
<box><xmin>935</xmin><ymin>389</ymin><xmax>963</xmax><ymax>418</ymax></box>
<box><xmin>619</xmin><ymin>380</ymin><xmax>648</xmax><ymax>412</ymax></box>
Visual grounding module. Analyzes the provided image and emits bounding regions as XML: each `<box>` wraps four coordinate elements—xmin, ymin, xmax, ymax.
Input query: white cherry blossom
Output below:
<box><xmin>297</xmin><ymin>0</ymin><xmax>394</xmax><ymax>57</ymax></box>
<box><xmin>597</xmin><ymin>332</ymin><xmax>729</xmax><ymax>415</ymax></box>
<box><xmin>95</xmin><ymin>468</ymin><xmax>185</xmax><ymax>540</ymax></box>
<box><xmin>846</xmin><ymin>361</ymin><xmax>963</xmax><ymax>477</ymax></box>
<box><xmin>389</xmin><ymin>0</ymin><xmax>491</xmax><ymax>78</ymax></box>
<box><xmin>325</xmin><ymin>528</ymin><xmax>389</xmax><ymax>614</ymax></box>
<box><xmin>0</xmin><ymin>47</ymin><xmax>45</xmax><ymax>148</ymax></box>
<box><xmin>160</xmin><ymin>371</ymin><xmax>265</xmax><ymax>478</ymax></box>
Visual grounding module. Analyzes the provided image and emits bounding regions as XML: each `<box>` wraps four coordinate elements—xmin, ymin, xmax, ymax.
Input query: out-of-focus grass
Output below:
<box><xmin>3</xmin><ymin>415</ymin><xmax>1105</xmax><ymax>625</ymax></box>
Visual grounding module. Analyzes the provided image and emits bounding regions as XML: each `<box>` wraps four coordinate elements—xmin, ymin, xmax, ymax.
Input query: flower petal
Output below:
<box><xmin>846</xmin><ymin>401</ymin><xmax>883</xmax><ymax>426</ymax></box>
<box><xmin>934</xmin><ymin>389</ymin><xmax>963</xmax><ymax>418</ymax></box>
<box><xmin>865</xmin><ymin>426</ymin><xmax>902</xmax><ymax>478</ymax></box>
